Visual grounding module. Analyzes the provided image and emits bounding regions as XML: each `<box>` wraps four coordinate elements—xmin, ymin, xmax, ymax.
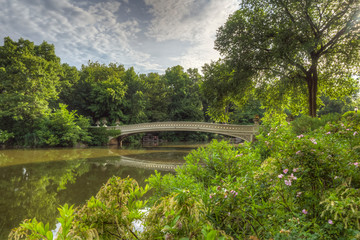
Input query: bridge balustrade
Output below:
<box><xmin>93</xmin><ymin>121</ymin><xmax>259</xmax><ymax>142</ymax></box>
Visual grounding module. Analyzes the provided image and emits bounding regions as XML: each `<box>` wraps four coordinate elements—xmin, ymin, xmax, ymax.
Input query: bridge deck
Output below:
<box><xmin>96</xmin><ymin>121</ymin><xmax>259</xmax><ymax>142</ymax></box>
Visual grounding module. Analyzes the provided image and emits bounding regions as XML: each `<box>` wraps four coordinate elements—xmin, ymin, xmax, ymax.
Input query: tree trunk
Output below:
<box><xmin>306</xmin><ymin>64</ymin><xmax>318</xmax><ymax>118</ymax></box>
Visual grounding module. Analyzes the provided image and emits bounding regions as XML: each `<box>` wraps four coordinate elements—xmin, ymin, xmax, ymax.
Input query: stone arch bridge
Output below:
<box><xmin>98</xmin><ymin>122</ymin><xmax>259</xmax><ymax>145</ymax></box>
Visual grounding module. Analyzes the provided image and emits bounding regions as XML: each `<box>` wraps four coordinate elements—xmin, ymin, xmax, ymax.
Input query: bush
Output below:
<box><xmin>87</xmin><ymin>127</ymin><xmax>121</xmax><ymax>146</ymax></box>
<box><xmin>255</xmin><ymin>117</ymin><xmax>360</xmax><ymax>239</ymax></box>
<box><xmin>30</xmin><ymin>104</ymin><xmax>92</xmax><ymax>147</ymax></box>
<box><xmin>0</xmin><ymin>129</ymin><xmax>13</xmax><ymax>144</ymax></box>
<box><xmin>291</xmin><ymin>113</ymin><xmax>341</xmax><ymax>135</ymax></box>
<box><xmin>10</xmin><ymin>177</ymin><xmax>149</xmax><ymax>240</ymax></box>
<box><xmin>342</xmin><ymin>111</ymin><xmax>360</xmax><ymax>124</ymax></box>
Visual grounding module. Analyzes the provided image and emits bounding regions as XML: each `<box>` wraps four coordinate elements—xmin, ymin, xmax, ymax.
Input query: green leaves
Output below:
<box><xmin>0</xmin><ymin>37</ymin><xmax>61</xmax><ymax>121</ymax></box>
<box><xmin>0</xmin><ymin>129</ymin><xmax>14</xmax><ymax>143</ymax></box>
<box><xmin>69</xmin><ymin>62</ymin><xmax>127</xmax><ymax>122</ymax></box>
<box><xmin>56</xmin><ymin>204</ymin><xmax>75</xmax><ymax>240</ymax></box>
<box><xmin>15</xmin><ymin>218</ymin><xmax>54</xmax><ymax>240</ymax></box>
<box><xmin>0</xmin><ymin>37</ymin><xmax>63</xmax><ymax>144</ymax></box>
<box><xmin>34</xmin><ymin>103</ymin><xmax>92</xmax><ymax>147</ymax></box>
<box><xmin>164</xmin><ymin>66</ymin><xmax>204</xmax><ymax>122</ymax></box>
<box><xmin>210</xmin><ymin>0</ymin><xmax>360</xmax><ymax>117</ymax></box>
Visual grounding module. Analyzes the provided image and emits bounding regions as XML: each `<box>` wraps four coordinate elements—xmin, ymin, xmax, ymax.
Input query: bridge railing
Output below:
<box><xmin>105</xmin><ymin>122</ymin><xmax>257</xmax><ymax>133</ymax></box>
<box><xmin>94</xmin><ymin>121</ymin><xmax>259</xmax><ymax>142</ymax></box>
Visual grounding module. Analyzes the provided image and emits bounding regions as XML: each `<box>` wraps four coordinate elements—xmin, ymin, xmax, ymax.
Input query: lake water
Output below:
<box><xmin>0</xmin><ymin>142</ymin><xmax>207</xmax><ymax>239</ymax></box>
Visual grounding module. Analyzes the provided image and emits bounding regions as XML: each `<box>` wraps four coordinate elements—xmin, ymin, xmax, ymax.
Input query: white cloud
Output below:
<box><xmin>144</xmin><ymin>0</ymin><xmax>238</xmax><ymax>43</ymax></box>
<box><xmin>0</xmin><ymin>0</ymin><xmax>240</xmax><ymax>73</ymax></box>
<box><xmin>145</xmin><ymin>0</ymin><xmax>239</xmax><ymax>70</ymax></box>
<box><xmin>0</xmin><ymin>0</ymin><xmax>154</xmax><ymax>70</ymax></box>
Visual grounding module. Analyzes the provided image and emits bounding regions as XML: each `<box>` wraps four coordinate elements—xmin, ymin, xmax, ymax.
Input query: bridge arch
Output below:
<box><xmin>100</xmin><ymin>121</ymin><xmax>259</xmax><ymax>144</ymax></box>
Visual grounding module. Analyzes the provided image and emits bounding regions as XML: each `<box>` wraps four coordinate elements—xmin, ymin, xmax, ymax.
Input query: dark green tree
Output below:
<box><xmin>202</xmin><ymin>60</ymin><xmax>240</xmax><ymax>122</ymax></box>
<box><xmin>121</xmin><ymin>67</ymin><xmax>148</xmax><ymax>124</ymax></box>
<box><xmin>72</xmin><ymin>62</ymin><xmax>127</xmax><ymax>123</ymax></box>
<box><xmin>212</xmin><ymin>0</ymin><xmax>359</xmax><ymax>118</ymax></box>
<box><xmin>143</xmin><ymin>72</ymin><xmax>171</xmax><ymax>122</ymax></box>
<box><xmin>54</xmin><ymin>63</ymin><xmax>81</xmax><ymax>110</ymax></box>
<box><xmin>164</xmin><ymin>66</ymin><xmax>204</xmax><ymax>121</ymax></box>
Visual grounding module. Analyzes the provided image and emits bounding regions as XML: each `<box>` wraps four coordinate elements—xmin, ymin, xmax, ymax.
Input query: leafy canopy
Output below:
<box><xmin>205</xmin><ymin>0</ymin><xmax>359</xmax><ymax>120</ymax></box>
<box><xmin>0</xmin><ymin>37</ymin><xmax>61</xmax><ymax>123</ymax></box>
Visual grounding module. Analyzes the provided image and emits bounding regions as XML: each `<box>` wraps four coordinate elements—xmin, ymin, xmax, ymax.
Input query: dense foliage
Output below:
<box><xmin>203</xmin><ymin>0</ymin><xmax>359</xmax><ymax>120</ymax></box>
<box><xmin>0</xmin><ymin>38</ymin><xmax>230</xmax><ymax>147</ymax></box>
<box><xmin>10</xmin><ymin>113</ymin><xmax>360</xmax><ymax>239</ymax></box>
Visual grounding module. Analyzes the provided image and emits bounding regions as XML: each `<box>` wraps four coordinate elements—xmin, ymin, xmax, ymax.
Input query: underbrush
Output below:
<box><xmin>10</xmin><ymin>113</ymin><xmax>360</xmax><ymax>239</ymax></box>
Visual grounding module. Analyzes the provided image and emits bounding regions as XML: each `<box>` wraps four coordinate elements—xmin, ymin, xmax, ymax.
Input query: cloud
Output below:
<box><xmin>144</xmin><ymin>0</ymin><xmax>239</xmax><ymax>70</ymax></box>
<box><xmin>0</xmin><ymin>0</ymin><xmax>239</xmax><ymax>73</ymax></box>
<box><xmin>0</xmin><ymin>0</ymin><xmax>154</xmax><ymax>70</ymax></box>
<box><xmin>144</xmin><ymin>0</ymin><xmax>238</xmax><ymax>43</ymax></box>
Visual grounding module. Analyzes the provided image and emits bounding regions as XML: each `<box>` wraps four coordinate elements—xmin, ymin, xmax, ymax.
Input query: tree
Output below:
<box><xmin>121</xmin><ymin>67</ymin><xmax>148</xmax><ymax>124</ymax></box>
<box><xmin>164</xmin><ymin>66</ymin><xmax>204</xmax><ymax>121</ymax></box>
<box><xmin>213</xmin><ymin>0</ymin><xmax>360</xmax><ymax>118</ymax></box>
<box><xmin>54</xmin><ymin>63</ymin><xmax>81</xmax><ymax>110</ymax></box>
<box><xmin>202</xmin><ymin>60</ymin><xmax>242</xmax><ymax>122</ymax></box>
<box><xmin>0</xmin><ymin>37</ymin><xmax>62</xmax><ymax>138</ymax></box>
<box><xmin>72</xmin><ymin>62</ymin><xmax>127</xmax><ymax>123</ymax></box>
<box><xmin>143</xmin><ymin>72</ymin><xmax>171</xmax><ymax>122</ymax></box>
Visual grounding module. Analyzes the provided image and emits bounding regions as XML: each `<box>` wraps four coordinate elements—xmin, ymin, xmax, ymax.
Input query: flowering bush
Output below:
<box><xmin>254</xmin><ymin>113</ymin><xmax>360</xmax><ymax>238</ymax></box>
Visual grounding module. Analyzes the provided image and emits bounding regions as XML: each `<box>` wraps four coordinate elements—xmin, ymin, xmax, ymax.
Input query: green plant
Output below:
<box><xmin>9</xmin><ymin>218</ymin><xmax>54</xmax><ymax>240</ymax></box>
<box><xmin>291</xmin><ymin>115</ymin><xmax>321</xmax><ymax>135</ymax></box>
<box><xmin>8</xmin><ymin>204</ymin><xmax>74</xmax><ymax>240</ymax></box>
<box><xmin>34</xmin><ymin>103</ymin><xmax>92</xmax><ymax>147</ymax></box>
<box><xmin>69</xmin><ymin>177</ymin><xmax>149</xmax><ymax>239</ymax></box>
<box><xmin>87</xmin><ymin>127</ymin><xmax>121</xmax><ymax>146</ymax></box>
<box><xmin>321</xmin><ymin>182</ymin><xmax>360</xmax><ymax>230</ymax></box>
<box><xmin>0</xmin><ymin>129</ymin><xmax>13</xmax><ymax>144</ymax></box>
<box><xmin>56</xmin><ymin>204</ymin><xmax>75</xmax><ymax>240</ymax></box>
<box><xmin>142</xmin><ymin>192</ymin><xmax>206</xmax><ymax>239</ymax></box>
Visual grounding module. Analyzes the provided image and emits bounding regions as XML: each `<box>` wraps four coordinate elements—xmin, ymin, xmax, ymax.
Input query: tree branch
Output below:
<box><xmin>318</xmin><ymin>3</ymin><xmax>351</xmax><ymax>35</ymax></box>
<box><xmin>277</xmin><ymin>0</ymin><xmax>298</xmax><ymax>25</ymax></box>
<box><xmin>318</xmin><ymin>20</ymin><xmax>354</xmax><ymax>56</ymax></box>
<box><xmin>302</xmin><ymin>0</ymin><xmax>319</xmax><ymax>36</ymax></box>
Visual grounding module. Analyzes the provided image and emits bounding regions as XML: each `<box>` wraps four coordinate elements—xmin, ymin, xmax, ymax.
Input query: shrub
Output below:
<box><xmin>34</xmin><ymin>104</ymin><xmax>92</xmax><ymax>147</ymax></box>
<box><xmin>291</xmin><ymin>113</ymin><xmax>341</xmax><ymax>135</ymax></box>
<box><xmin>10</xmin><ymin>177</ymin><xmax>149</xmax><ymax>240</ymax></box>
<box><xmin>0</xmin><ymin>129</ymin><xmax>13</xmax><ymax>144</ymax></box>
<box><xmin>87</xmin><ymin>127</ymin><xmax>121</xmax><ymax>146</ymax></box>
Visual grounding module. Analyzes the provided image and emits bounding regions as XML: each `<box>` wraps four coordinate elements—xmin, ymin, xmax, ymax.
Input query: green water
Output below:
<box><xmin>0</xmin><ymin>143</ymin><xmax>207</xmax><ymax>239</ymax></box>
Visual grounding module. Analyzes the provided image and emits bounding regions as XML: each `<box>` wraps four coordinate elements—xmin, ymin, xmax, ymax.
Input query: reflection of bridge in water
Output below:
<box><xmin>93</xmin><ymin>155</ymin><xmax>182</xmax><ymax>172</ymax></box>
<box><xmin>98</xmin><ymin>121</ymin><xmax>259</xmax><ymax>146</ymax></box>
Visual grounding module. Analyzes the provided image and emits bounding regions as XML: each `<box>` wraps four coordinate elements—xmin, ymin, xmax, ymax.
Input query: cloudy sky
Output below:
<box><xmin>0</xmin><ymin>0</ymin><xmax>239</xmax><ymax>73</ymax></box>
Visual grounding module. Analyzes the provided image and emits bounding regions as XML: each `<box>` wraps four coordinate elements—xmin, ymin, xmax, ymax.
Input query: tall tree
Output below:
<box><xmin>73</xmin><ymin>62</ymin><xmax>127</xmax><ymax>123</ymax></box>
<box><xmin>164</xmin><ymin>66</ymin><xmax>204</xmax><ymax>121</ymax></box>
<box><xmin>202</xmin><ymin>60</ymin><xmax>240</xmax><ymax>122</ymax></box>
<box><xmin>213</xmin><ymin>0</ymin><xmax>360</xmax><ymax>117</ymax></box>
<box><xmin>142</xmin><ymin>72</ymin><xmax>170</xmax><ymax>122</ymax></box>
<box><xmin>121</xmin><ymin>67</ymin><xmax>148</xmax><ymax>124</ymax></box>
<box><xmin>54</xmin><ymin>63</ymin><xmax>81</xmax><ymax>110</ymax></box>
<box><xmin>0</xmin><ymin>37</ymin><xmax>61</xmax><ymax>134</ymax></box>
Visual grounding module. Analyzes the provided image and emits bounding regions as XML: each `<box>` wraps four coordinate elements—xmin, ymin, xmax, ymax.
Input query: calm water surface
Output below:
<box><xmin>0</xmin><ymin>142</ymin><xmax>207</xmax><ymax>239</ymax></box>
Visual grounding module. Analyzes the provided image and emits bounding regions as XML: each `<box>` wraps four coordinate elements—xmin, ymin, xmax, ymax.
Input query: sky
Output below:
<box><xmin>0</xmin><ymin>0</ymin><xmax>240</xmax><ymax>73</ymax></box>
